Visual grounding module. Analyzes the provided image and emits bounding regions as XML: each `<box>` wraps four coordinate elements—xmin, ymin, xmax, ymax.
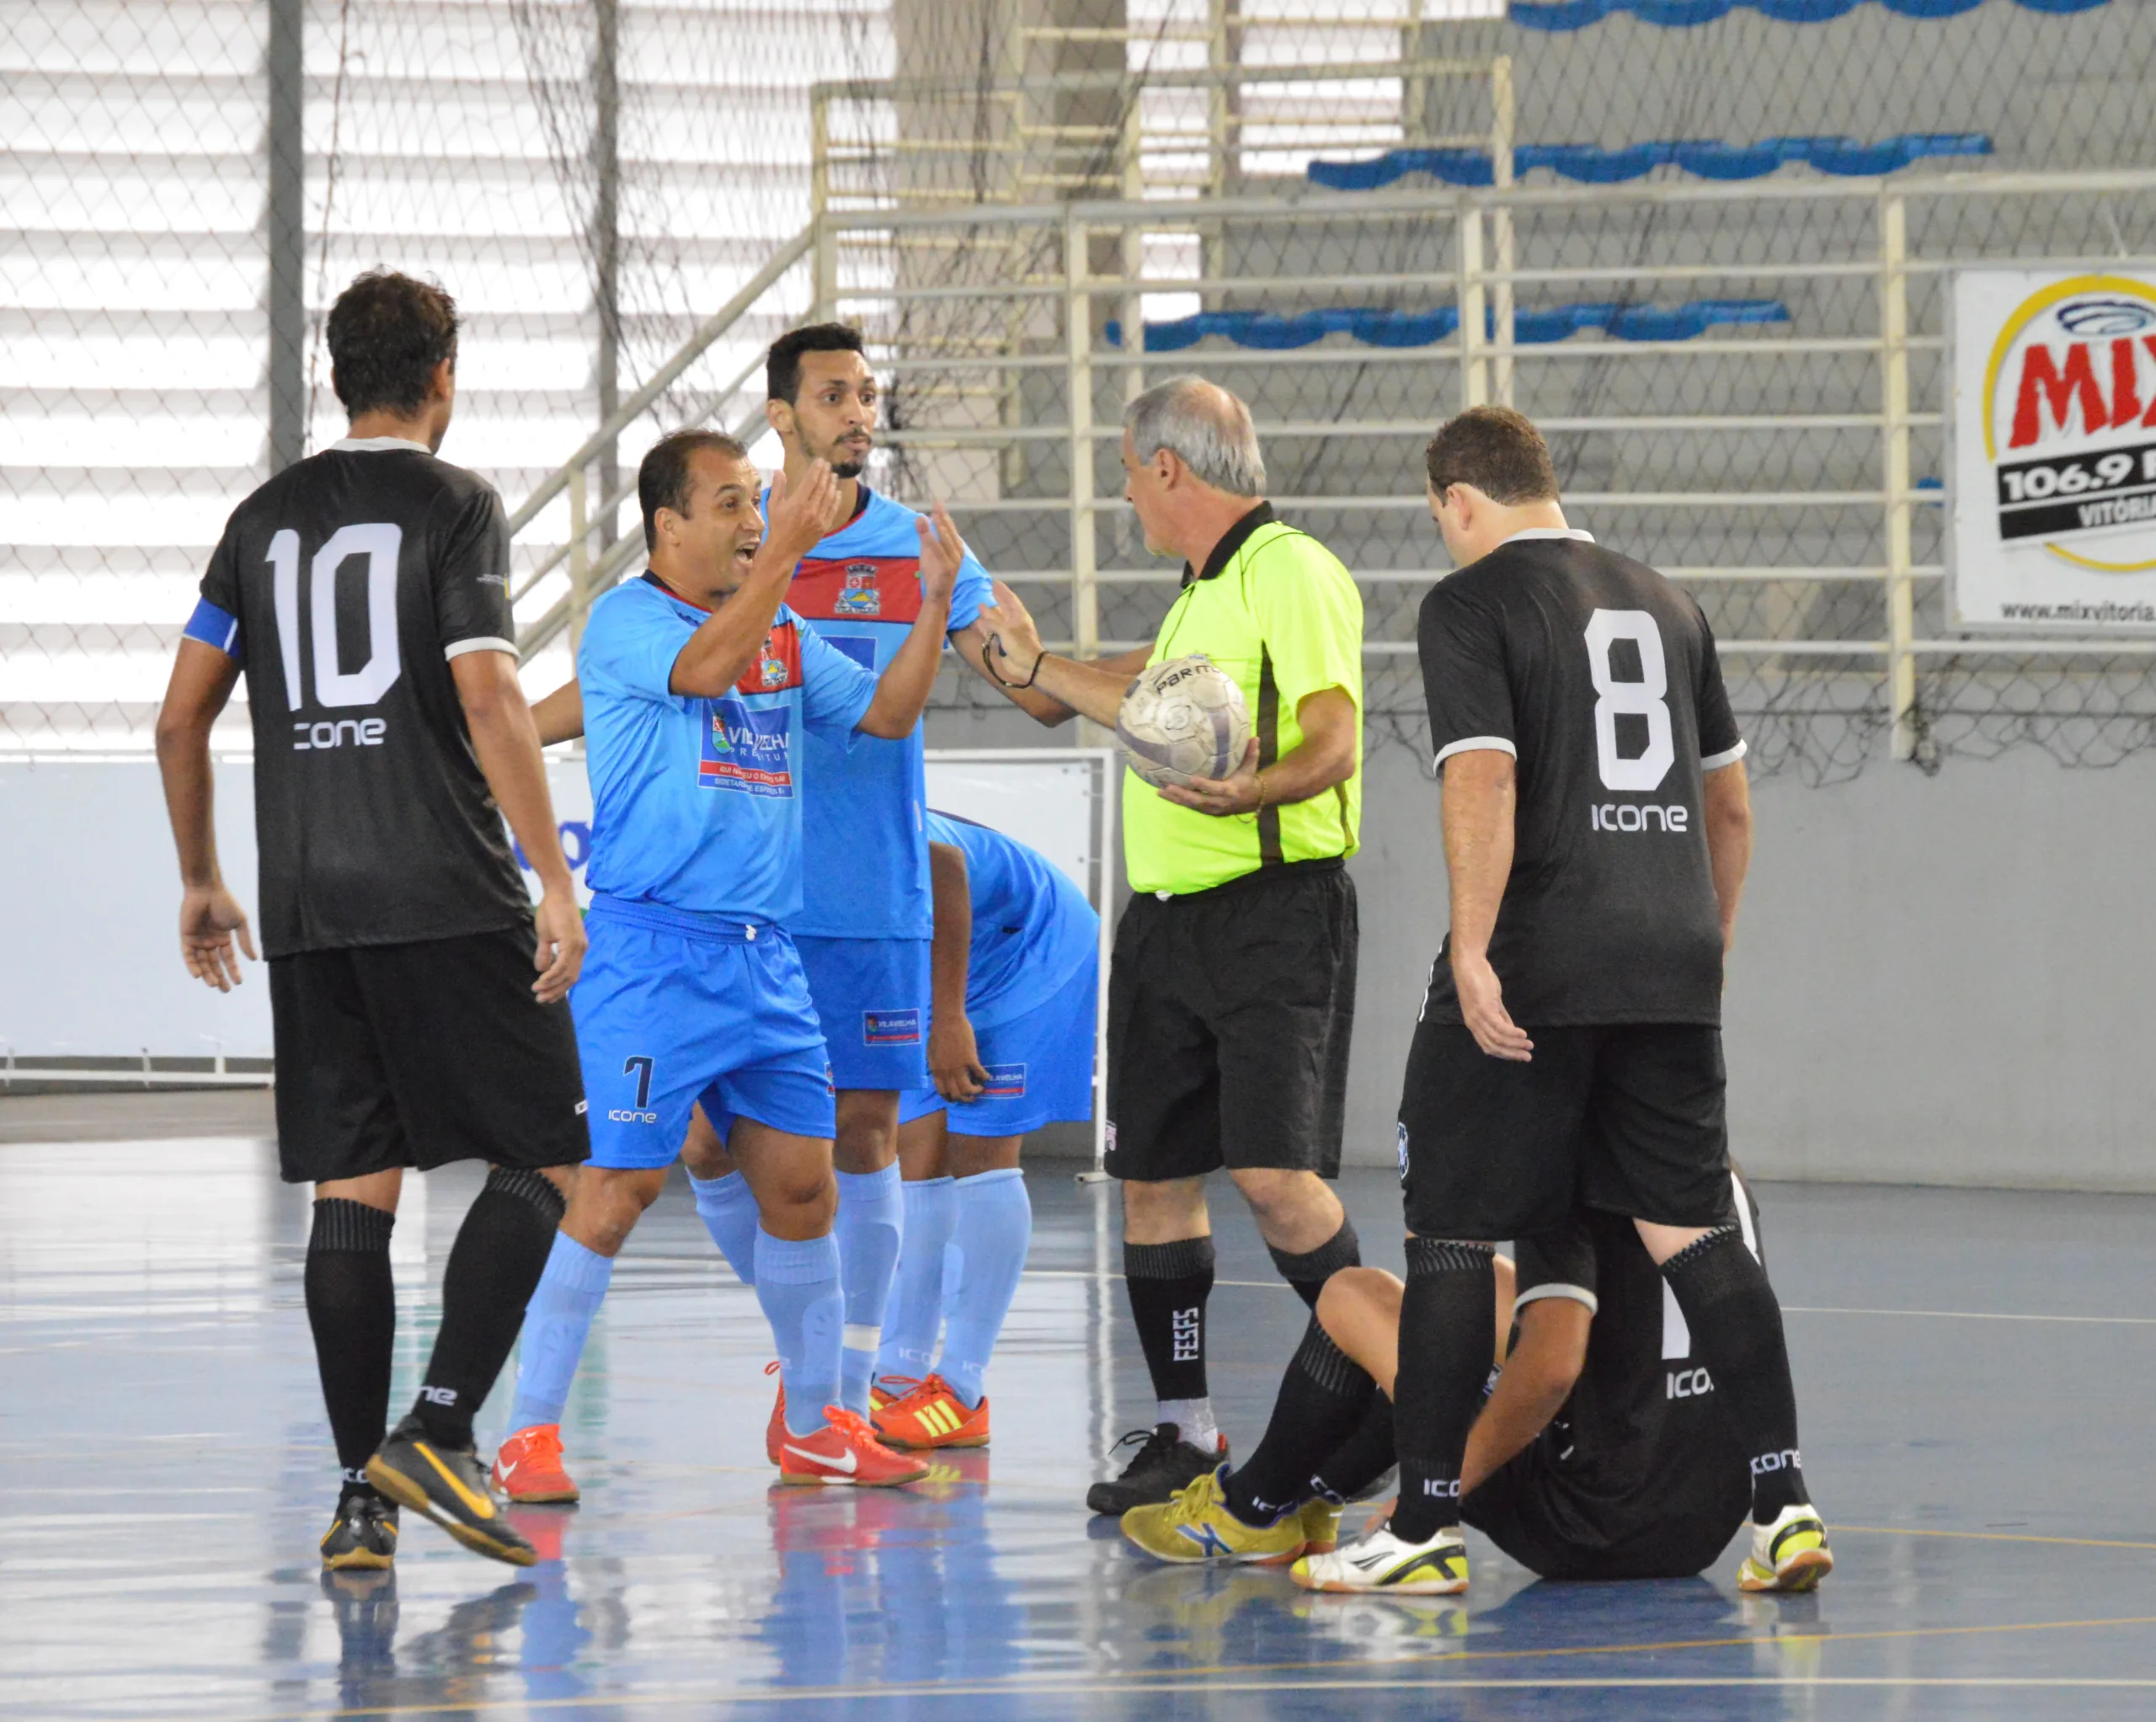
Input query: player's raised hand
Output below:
<box><xmin>765</xmin><ymin>459</ymin><xmax>847</xmax><ymax>563</ymax></box>
<box><xmin>179</xmin><ymin>882</ymin><xmax>257</xmax><ymax>992</ymax></box>
<box><xmin>531</xmin><ymin>888</ymin><xmax>588</xmax><ymax>1003</ymax></box>
<box><xmin>971</xmin><ymin>578</ymin><xmax>1044</xmax><ymax>686</ymax></box>
<box><xmin>915</xmin><ymin>500</ymin><xmax>966</xmax><ymax>610</ymax></box>
<box><xmin>1453</xmin><ymin>949</ymin><xmax>1533</xmax><ymax>1062</ymax></box>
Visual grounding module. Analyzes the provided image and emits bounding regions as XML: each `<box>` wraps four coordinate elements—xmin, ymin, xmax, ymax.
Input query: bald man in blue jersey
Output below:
<box><xmin>495</xmin><ymin>429</ymin><xmax>968</xmax><ymax>1495</ymax></box>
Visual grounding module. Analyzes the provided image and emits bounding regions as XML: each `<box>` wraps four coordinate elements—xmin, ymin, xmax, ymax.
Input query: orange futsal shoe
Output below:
<box><xmin>776</xmin><ymin>1406</ymin><xmax>931</xmax><ymax>1488</ymax></box>
<box><xmin>765</xmin><ymin>1361</ymin><xmax>787</xmax><ymax>1466</ymax></box>
<box><xmin>492</xmin><ymin>1424</ymin><xmax>579</xmax><ymax>1505</ymax></box>
<box><xmin>873</xmin><ymin>1374</ymin><xmax>990</xmax><ymax>1450</ymax></box>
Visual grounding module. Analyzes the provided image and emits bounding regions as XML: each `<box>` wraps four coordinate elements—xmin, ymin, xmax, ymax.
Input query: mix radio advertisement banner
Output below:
<box><xmin>1953</xmin><ymin>269</ymin><xmax>2156</xmax><ymax>632</ymax></box>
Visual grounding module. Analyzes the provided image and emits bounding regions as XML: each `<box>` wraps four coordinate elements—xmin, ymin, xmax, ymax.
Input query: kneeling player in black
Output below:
<box><xmin>157</xmin><ymin>270</ymin><xmax>590</xmax><ymax>1569</ymax></box>
<box><xmin>1124</xmin><ymin>1175</ymin><xmax>1769</xmax><ymax>1586</ymax></box>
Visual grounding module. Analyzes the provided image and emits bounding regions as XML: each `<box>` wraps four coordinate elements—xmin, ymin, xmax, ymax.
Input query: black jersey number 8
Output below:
<box><xmin>265</xmin><ymin>523</ymin><xmax>404</xmax><ymax>712</ymax></box>
<box><xmin>1583</xmin><ymin>609</ymin><xmax>1675</xmax><ymax>792</ymax></box>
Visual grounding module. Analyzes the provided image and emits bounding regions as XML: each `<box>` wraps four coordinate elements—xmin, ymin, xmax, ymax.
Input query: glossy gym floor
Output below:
<box><xmin>5</xmin><ymin>1092</ymin><xmax>2156</xmax><ymax>1720</ymax></box>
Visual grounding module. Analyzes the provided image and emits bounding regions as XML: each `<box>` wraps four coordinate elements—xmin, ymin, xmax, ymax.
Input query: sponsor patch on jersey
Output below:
<box><xmin>979</xmin><ymin>1062</ymin><xmax>1027</xmax><ymax>1098</ymax></box>
<box><xmin>862</xmin><ymin>1008</ymin><xmax>922</xmax><ymax>1045</ymax></box>
<box><xmin>733</xmin><ymin>620</ymin><xmax>803</xmax><ymax>695</ymax></box>
<box><xmin>700</xmin><ymin>699</ymin><xmax>793</xmax><ymax>796</ymax></box>
<box><xmin>790</xmin><ymin>556</ymin><xmax>925</xmax><ymax>626</ymax></box>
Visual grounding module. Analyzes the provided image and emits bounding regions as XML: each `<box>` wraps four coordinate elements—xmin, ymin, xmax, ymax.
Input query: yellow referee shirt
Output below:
<box><xmin>1123</xmin><ymin>503</ymin><xmax>1364</xmax><ymax>895</ymax></box>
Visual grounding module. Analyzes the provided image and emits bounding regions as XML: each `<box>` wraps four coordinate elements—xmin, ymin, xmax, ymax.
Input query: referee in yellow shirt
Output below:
<box><xmin>973</xmin><ymin>376</ymin><xmax>1368</xmax><ymax>1514</ymax></box>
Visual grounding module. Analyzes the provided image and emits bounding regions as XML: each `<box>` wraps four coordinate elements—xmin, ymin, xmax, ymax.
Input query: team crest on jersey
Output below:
<box><xmin>833</xmin><ymin>562</ymin><xmax>883</xmax><ymax>616</ymax></box>
<box><xmin>734</xmin><ymin>621</ymin><xmax>803</xmax><ymax>696</ymax></box>
<box><xmin>790</xmin><ymin>556</ymin><xmax>924</xmax><ymax>625</ymax></box>
<box><xmin>700</xmin><ymin>697</ymin><xmax>793</xmax><ymax>797</ymax></box>
<box><xmin>980</xmin><ymin>1063</ymin><xmax>1027</xmax><ymax>1098</ymax></box>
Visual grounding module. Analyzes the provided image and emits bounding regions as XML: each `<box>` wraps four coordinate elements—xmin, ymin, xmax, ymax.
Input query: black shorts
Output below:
<box><xmin>1463</xmin><ymin>1450</ymin><xmax>1742</xmax><ymax>1581</ymax></box>
<box><xmin>1105</xmin><ymin>859</ymin><xmax>1356</xmax><ymax>1182</ymax></box>
<box><xmin>1398</xmin><ymin>1021</ymin><xmax>1727</xmax><ymax>1239</ymax></box>
<box><xmin>270</xmin><ymin>925</ymin><xmax>590</xmax><ymax>1186</ymax></box>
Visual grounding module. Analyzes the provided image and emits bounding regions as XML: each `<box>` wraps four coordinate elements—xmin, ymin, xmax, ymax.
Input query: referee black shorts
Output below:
<box><xmin>1397</xmin><ymin>1019</ymin><xmax>1729</xmax><ymax>1239</ymax></box>
<box><xmin>270</xmin><ymin>923</ymin><xmax>590</xmax><ymax>1186</ymax></box>
<box><xmin>1104</xmin><ymin>858</ymin><xmax>1356</xmax><ymax>1182</ymax></box>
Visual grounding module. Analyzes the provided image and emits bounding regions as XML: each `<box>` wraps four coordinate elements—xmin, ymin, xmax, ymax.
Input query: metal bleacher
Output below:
<box><xmin>504</xmin><ymin>0</ymin><xmax>2156</xmax><ymax>769</ymax></box>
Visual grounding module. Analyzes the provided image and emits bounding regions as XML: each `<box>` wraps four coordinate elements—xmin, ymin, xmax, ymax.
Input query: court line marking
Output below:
<box><xmin>1022</xmin><ymin>1269</ymin><xmax>2156</xmax><ymax>1324</ymax></box>
<box><xmin>120</xmin><ymin>1611</ymin><xmax>2156</xmax><ymax>1720</ymax></box>
<box><xmin>1837</xmin><ymin>1524</ymin><xmax>2156</xmax><ymax>1553</ymax></box>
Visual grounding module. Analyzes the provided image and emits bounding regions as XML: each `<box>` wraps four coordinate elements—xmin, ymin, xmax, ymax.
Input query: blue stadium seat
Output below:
<box><xmin>1105</xmin><ymin>300</ymin><xmax>1790</xmax><ymax>353</ymax></box>
<box><xmin>1306</xmin><ymin>133</ymin><xmax>1990</xmax><ymax>191</ymax></box>
<box><xmin>1508</xmin><ymin>0</ymin><xmax>2105</xmax><ymax>31</ymax></box>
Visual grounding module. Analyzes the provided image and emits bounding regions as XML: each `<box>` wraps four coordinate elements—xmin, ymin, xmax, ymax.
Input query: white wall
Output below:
<box><xmin>925</xmin><ymin>706</ymin><xmax>2156</xmax><ymax>1193</ymax></box>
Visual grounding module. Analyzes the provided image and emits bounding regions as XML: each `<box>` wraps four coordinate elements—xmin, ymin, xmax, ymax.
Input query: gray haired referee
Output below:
<box><xmin>973</xmin><ymin>376</ymin><xmax>1369</xmax><ymax>1513</ymax></box>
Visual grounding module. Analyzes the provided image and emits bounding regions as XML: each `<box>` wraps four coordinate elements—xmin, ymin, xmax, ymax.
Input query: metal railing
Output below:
<box><xmin>507</xmin><ymin>165</ymin><xmax>2156</xmax><ymax>765</ymax></box>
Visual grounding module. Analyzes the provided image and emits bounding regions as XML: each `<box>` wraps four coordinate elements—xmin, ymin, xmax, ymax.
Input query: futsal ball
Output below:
<box><xmin>1116</xmin><ymin>654</ymin><xmax>1252</xmax><ymax>790</ymax></box>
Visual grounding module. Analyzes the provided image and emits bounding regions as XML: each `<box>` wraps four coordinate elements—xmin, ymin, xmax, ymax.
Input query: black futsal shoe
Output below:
<box><xmin>366</xmin><ymin>1415</ymin><xmax>536</xmax><ymax>1568</ymax></box>
<box><xmin>320</xmin><ymin>1490</ymin><xmax>400</xmax><ymax>1570</ymax></box>
<box><xmin>1086</xmin><ymin>1423</ymin><xmax>1229</xmax><ymax>1517</ymax></box>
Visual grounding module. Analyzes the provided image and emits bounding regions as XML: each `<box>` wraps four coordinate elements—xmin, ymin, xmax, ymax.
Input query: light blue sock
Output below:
<box><xmin>755</xmin><ymin>1228</ymin><xmax>843</xmax><ymax>1438</ymax></box>
<box><xmin>508</xmin><ymin>1232</ymin><xmax>615</xmax><ymax>1432</ymax></box>
<box><xmin>833</xmin><ymin>1164</ymin><xmax>904</xmax><ymax>1415</ymax></box>
<box><xmin>688</xmin><ymin>1170</ymin><xmax>759</xmax><ymax>1286</ymax></box>
<box><xmin>939</xmin><ymin>1167</ymin><xmax>1031</xmax><ymax>1410</ymax></box>
<box><xmin>875</xmin><ymin>1176</ymin><xmax>956</xmax><ymax>1383</ymax></box>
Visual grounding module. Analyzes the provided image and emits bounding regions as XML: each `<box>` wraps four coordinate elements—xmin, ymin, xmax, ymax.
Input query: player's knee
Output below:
<box><xmin>566</xmin><ymin>1167</ymin><xmax>665</xmax><ymax>1254</ymax></box>
<box><xmin>1120</xmin><ymin>1176</ymin><xmax>1204</xmax><ymax>1240</ymax></box>
<box><xmin>1315</xmin><ymin>1265</ymin><xmax>1402</xmax><ymax>1339</ymax></box>
<box><xmin>831</xmin><ymin>1114</ymin><xmax>897</xmax><ymax>1174</ymax></box>
<box><xmin>1230</xmin><ymin>1165</ymin><xmax>1335</xmax><ymax>1230</ymax></box>
<box><xmin>757</xmin><ymin>1160</ymin><xmax>838</xmax><ymax>1232</ymax></box>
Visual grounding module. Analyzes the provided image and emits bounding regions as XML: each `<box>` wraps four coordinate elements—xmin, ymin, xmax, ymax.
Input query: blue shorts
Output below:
<box><xmin>573</xmin><ymin>897</ymin><xmax>835</xmax><ymax>1171</ymax></box>
<box><xmin>899</xmin><ymin>952</ymin><xmax>1099</xmax><ymax>1138</ymax></box>
<box><xmin>795</xmin><ymin>935</ymin><xmax>932</xmax><ymax>1093</ymax></box>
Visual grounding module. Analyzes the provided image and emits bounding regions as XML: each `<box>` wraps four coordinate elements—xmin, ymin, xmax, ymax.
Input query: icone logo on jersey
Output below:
<box><xmin>700</xmin><ymin>698</ymin><xmax>793</xmax><ymax>797</ymax></box>
<box><xmin>980</xmin><ymin>1063</ymin><xmax>1027</xmax><ymax>1098</ymax></box>
<box><xmin>863</xmin><ymin>1008</ymin><xmax>921</xmax><ymax>1045</ymax></box>
<box><xmin>734</xmin><ymin>620</ymin><xmax>802</xmax><ymax>696</ymax></box>
<box><xmin>834</xmin><ymin>562</ymin><xmax>883</xmax><ymax>616</ymax></box>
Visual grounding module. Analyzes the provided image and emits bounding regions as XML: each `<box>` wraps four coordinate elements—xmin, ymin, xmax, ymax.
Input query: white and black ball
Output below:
<box><xmin>1116</xmin><ymin>654</ymin><xmax>1252</xmax><ymax>790</ymax></box>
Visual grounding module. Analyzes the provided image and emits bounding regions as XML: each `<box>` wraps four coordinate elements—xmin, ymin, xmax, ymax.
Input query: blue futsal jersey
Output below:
<box><xmin>926</xmin><ymin>812</ymin><xmax>1098</xmax><ymax>1027</ymax></box>
<box><xmin>579</xmin><ymin>573</ymin><xmax>878</xmax><ymax>924</ymax></box>
<box><xmin>780</xmin><ymin>487</ymin><xmax>994</xmax><ymax>941</ymax></box>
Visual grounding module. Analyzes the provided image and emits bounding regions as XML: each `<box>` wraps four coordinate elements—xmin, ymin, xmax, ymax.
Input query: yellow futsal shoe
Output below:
<box><xmin>1737</xmin><ymin>1504</ymin><xmax>1834</xmax><ymax>1593</ymax></box>
<box><xmin>1299</xmin><ymin>1496</ymin><xmax>1345</xmax><ymax>1555</ymax></box>
<box><xmin>1119</xmin><ymin>1465</ymin><xmax>1309</xmax><ymax>1566</ymax></box>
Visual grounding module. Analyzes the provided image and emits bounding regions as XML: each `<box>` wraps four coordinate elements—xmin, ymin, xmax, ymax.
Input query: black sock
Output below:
<box><xmin>411</xmin><ymin>1167</ymin><xmax>566</xmax><ymax>1448</ymax></box>
<box><xmin>1311</xmin><ymin>1389</ymin><xmax>1396</xmax><ymax>1504</ymax></box>
<box><xmin>1123</xmin><ymin>1235</ymin><xmax>1214</xmax><ymax>1405</ymax></box>
<box><xmin>1389</xmin><ymin>1236</ymin><xmax>1496</xmax><ymax>1543</ymax></box>
<box><xmin>1662</xmin><ymin>1226</ymin><xmax>1810</xmax><ymax>1522</ymax></box>
<box><xmin>1267</xmin><ymin>1216</ymin><xmax>1361</xmax><ymax>1311</ymax></box>
<box><xmin>306</xmin><ymin>1198</ymin><xmax>397</xmax><ymax>1495</ymax></box>
<box><xmin>1224</xmin><ymin>1318</ymin><xmax>1375</xmax><ymax>1524</ymax></box>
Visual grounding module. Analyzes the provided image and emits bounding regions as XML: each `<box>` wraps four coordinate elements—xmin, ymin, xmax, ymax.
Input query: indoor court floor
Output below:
<box><xmin>5</xmin><ymin>1094</ymin><xmax>2156</xmax><ymax>1720</ymax></box>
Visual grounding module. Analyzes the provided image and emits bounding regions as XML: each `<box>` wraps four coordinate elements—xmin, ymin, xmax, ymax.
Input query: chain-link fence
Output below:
<box><xmin>10</xmin><ymin>0</ymin><xmax>2156</xmax><ymax>778</ymax></box>
<box><xmin>3</xmin><ymin>0</ymin><xmax>884</xmax><ymax>750</ymax></box>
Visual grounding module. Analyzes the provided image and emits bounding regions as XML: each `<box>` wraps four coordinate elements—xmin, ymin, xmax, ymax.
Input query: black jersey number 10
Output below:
<box><xmin>264</xmin><ymin>523</ymin><xmax>404</xmax><ymax>713</ymax></box>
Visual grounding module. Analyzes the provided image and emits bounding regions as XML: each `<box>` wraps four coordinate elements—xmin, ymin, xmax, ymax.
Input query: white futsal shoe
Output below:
<box><xmin>1737</xmin><ymin>1503</ymin><xmax>1833</xmax><ymax>1593</ymax></box>
<box><xmin>1290</xmin><ymin>1519</ymin><xmax>1469</xmax><ymax>1595</ymax></box>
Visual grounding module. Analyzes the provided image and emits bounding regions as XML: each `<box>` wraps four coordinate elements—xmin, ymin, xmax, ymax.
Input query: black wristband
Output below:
<box><xmin>984</xmin><ymin>636</ymin><xmax>1045</xmax><ymax>691</ymax></box>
